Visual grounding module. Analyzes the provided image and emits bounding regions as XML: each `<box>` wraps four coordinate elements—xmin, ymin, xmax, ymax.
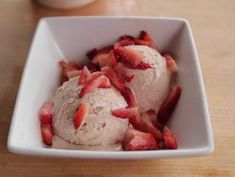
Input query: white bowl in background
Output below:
<box><xmin>7</xmin><ymin>16</ymin><xmax>214</xmax><ymax>159</ymax></box>
<box><xmin>37</xmin><ymin>0</ymin><xmax>96</xmax><ymax>9</ymax></box>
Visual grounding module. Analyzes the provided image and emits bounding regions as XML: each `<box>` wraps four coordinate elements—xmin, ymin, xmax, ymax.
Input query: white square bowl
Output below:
<box><xmin>7</xmin><ymin>16</ymin><xmax>214</xmax><ymax>159</ymax></box>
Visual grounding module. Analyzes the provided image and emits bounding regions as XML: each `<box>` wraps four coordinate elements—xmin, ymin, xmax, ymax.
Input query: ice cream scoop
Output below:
<box><xmin>52</xmin><ymin>76</ymin><xmax>129</xmax><ymax>150</ymax></box>
<box><xmin>115</xmin><ymin>45</ymin><xmax>171</xmax><ymax>113</ymax></box>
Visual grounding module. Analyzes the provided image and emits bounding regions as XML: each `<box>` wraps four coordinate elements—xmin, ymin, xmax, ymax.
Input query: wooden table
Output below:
<box><xmin>1</xmin><ymin>0</ymin><xmax>235</xmax><ymax>176</ymax></box>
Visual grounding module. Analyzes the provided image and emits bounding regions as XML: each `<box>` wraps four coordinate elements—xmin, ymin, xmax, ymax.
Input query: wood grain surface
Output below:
<box><xmin>0</xmin><ymin>0</ymin><xmax>235</xmax><ymax>176</ymax></box>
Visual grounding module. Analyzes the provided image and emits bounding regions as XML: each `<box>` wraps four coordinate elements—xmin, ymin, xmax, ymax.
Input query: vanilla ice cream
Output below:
<box><xmin>52</xmin><ymin>77</ymin><xmax>129</xmax><ymax>150</ymax></box>
<box><xmin>121</xmin><ymin>45</ymin><xmax>171</xmax><ymax>112</ymax></box>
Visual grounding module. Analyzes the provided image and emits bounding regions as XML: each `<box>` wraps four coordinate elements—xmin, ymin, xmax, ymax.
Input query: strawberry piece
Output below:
<box><xmin>157</xmin><ymin>85</ymin><xmax>182</xmax><ymax>124</ymax></box>
<box><xmin>162</xmin><ymin>126</ymin><xmax>177</xmax><ymax>149</ymax></box>
<box><xmin>163</xmin><ymin>53</ymin><xmax>178</xmax><ymax>73</ymax></box>
<box><xmin>118</xmin><ymin>35</ymin><xmax>135</xmax><ymax>41</ymax></box>
<box><xmin>87</xmin><ymin>46</ymin><xmax>113</xmax><ymax>65</ymax></box>
<box><xmin>79</xmin><ymin>66</ymin><xmax>91</xmax><ymax>84</ymax></box>
<box><xmin>59</xmin><ymin>60</ymin><xmax>81</xmax><ymax>83</ymax></box>
<box><xmin>92</xmin><ymin>53</ymin><xmax>109</xmax><ymax>65</ymax></box>
<box><xmin>114</xmin><ymin>39</ymin><xmax>135</xmax><ymax>48</ymax></box>
<box><xmin>97</xmin><ymin>51</ymin><xmax>118</xmax><ymax>68</ymax></box>
<box><xmin>101</xmin><ymin>66</ymin><xmax>125</xmax><ymax>91</ymax></box>
<box><xmin>112</xmin><ymin>107</ymin><xmax>140</xmax><ymax>128</ymax></box>
<box><xmin>41</xmin><ymin>123</ymin><xmax>54</xmax><ymax>146</ymax></box>
<box><xmin>39</xmin><ymin>101</ymin><xmax>54</xmax><ymax>124</ymax></box>
<box><xmin>134</xmin><ymin>39</ymin><xmax>151</xmax><ymax>46</ymax></box>
<box><xmin>66</xmin><ymin>70</ymin><xmax>81</xmax><ymax>79</ymax></box>
<box><xmin>79</xmin><ymin>75</ymin><xmax>111</xmax><ymax>98</ymax></box>
<box><xmin>139</xmin><ymin>110</ymin><xmax>163</xmax><ymax>141</ymax></box>
<box><xmin>106</xmin><ymin>51</ymin><xmax>118</xmax><ymax>67</ymax></box>
<box><xmin>120</xmin><ymin>87</ymin><xmax>137</xmax><ymax>107</ymax></box>
<box><xmin>123</xmin><ymin>127</ymin><xmax>158</xmax><ymax>151</ymax></box>
<box><xmin>90</xmin><ymin>71</ymin><xmax>103</xmax><ymax>80</ymax></box>
<box><xmin>114</xmin><ymin>47</ymin><xmax>151</xmax><ymax>70</ymax></box>
<box><xmin>59</xmin><ymin>60</ymin><xmax>80</xmax><ymax>70</ymax></box>
<box><xmin>114</xmin><ymin>47</ymin><xmax>143</xmax><ymax>66</ymax></box>
<box><xmin>139</xmin><ymin>30</ymin><xmax>159</xmax><ymax>50</ymax></box>
<box><xmin>114</xmin><ymin>63</ymin><xmax>134</xmax><ymax>82</ymax></box>
<box><xmin>98</xmin><ymin>54</ymin><xmax>110</xmax><ymax>68</ymax></box>
<box><xmin>73</xmin><ymin>103</ymin><xmax>89</xmax><ymax>129</ymax></box>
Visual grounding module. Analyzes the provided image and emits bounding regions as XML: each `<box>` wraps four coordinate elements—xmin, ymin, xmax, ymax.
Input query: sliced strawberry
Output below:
<box><xmin>90</xmin><ymin>71</ymin><xmax>103</xmax><ymax>80</ymax></box>
<box><xmin>66</xmin><ymin>69</ymin><xmax>81</xmax><ymax>79</ymax></box>
<box><xmin>114</xmin><ymin>47</ymin><xmax>143</xmax><ymax>66</ymax></box>
<box><xmin>59</xmin><ymin>60</ymin><xmax>81</xmax><ymax>83</ymax></box>
<box><xmin>106</xmin><ymin>51</ymin><xmax>118</xmax><ymax>67</ymax></box>
<box><xmin>79</xmin><ymin>66</ymin><xmax>91</xmax><ymax>84</ymax></box>
<box><xmin>162</xmin><ymin>126</ymin><xmax>177</xmax><ymax>149</ymax></box>
<box><xmin>92</xmin><ymin>53</ymin><xmax>109</xmax><ymax>65</ymax></box>
<box><xmin>157</xmin><ymin>85</ymin><xmax>182</xmax><ymax>124</ymax></box>
<box><xmin>120</xmin><ymin>87</ymin><xmax>137</xmax><ymax>107</ymax></box>
<box><xmin>123</xmin><ymin>127</ymin><xmax>158</xmax><ymax>151</ymax></box>
<box><xmin>114</xmin><ymin>63</ymin><xmax>134</xmax><ymax>82</ymax></box>
<box><xmin>114</xmin><ymin>39</ymin><xmax>135</xmax><ymax>48</ymax></box>
<box><xmin>97</xmin><ymin>54</ymin><xmax>110</xmax><ymax>68</ymax></box>
<box><xmin>163</xmin><ymin>53</ymin><xmax>178</xmax><ymax>73</ymax></box>
<box><xmin>118</xmin><ymin>35</ymin><xmax>135</xmax><ymax>41</ymax></box>
<box><xmin>59</xmin><ymin>60</ymin><xmax>80</xmax><ymax>70</ymax></box>
<box><xmin>87</xmin><ymin>46</ymin><xmax>113</xmax><ymax>65</ymax></box>
<box><xmin>112</xmin><ymin>107</ymin><xmax>140</xmax><ymax>128</ymax></box>
<box><xmin>134</xmin><ymin>39</ymin><xmax>151</xmax><ymax>46</ymax></box>
<box><xmin>89</xmin><ymin>50</ymin><xmax>117</xmax><ymax>68</ymax></box>
<box><xmin>139</xmin><ymin>30</ymin><xmax>159</xmax><ymax>50</ymax></box>
<box><xmin>41</xmin><ymin>123</ymin><xmax>54</xmax><ymax>146</ymax></box>
<box><xmin>101</xmin><ymin>66</ymin><xmax>125</xmax><ymax>91</ymax></box>
<box><xmin>73</xmin><ymin>103</ymin><xmax>89</xmax><ymax>129</ymax></box>
<box><xmin>139</xmin><ymin>110</ymin><xmax>163</xmax><ymax>141</ymax></box>
<box><xmin>114</xmin><ymin>47</ymin><xmax>151</xmax><ymax>70</ymax></box>
<box><xmin>79</xmin><ymin>75</ymin><xmax>111</xmax><ymax>98</ymax></box>
<box><xmin>39</xmin><ymin>101</ymin><xmax>54</xmax><ymax>124</ymax></box>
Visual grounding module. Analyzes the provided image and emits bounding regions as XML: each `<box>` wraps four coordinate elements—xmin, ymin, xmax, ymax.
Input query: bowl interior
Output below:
<box><xmin>8</xmin><ymin>17</ymin><xmax>213</xmax><ymax>158</ymax></box>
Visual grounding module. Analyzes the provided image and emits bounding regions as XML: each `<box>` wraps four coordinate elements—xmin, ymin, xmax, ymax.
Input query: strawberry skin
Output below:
<box><xmin>112</xmin><ymin>107</ymin><xmax>140</xmax><ymax>128</ymax></box>
<box><xmin>41</xmin><ymin>123</ymin><xmax>54</xmax><ymax>146</ymax></box>
<box><xmin>123</xmin><ymin>128</ymin><xmax>158</xmax><ymax>151</ymax></box>
<box><xmin>114</xmin><ymin>47</ymin><xmax>151</xmax><ymax>70</ymax></box>
<box><xmin>90</xmin><ymin>71</ymin><xmax>103</xmax><ymax>80</ymax></box>
<box><xmin>114</xmin><ymin>38</ymin><xmax>135</xmax><ymax>48</ymax></box>
<box><xmin>157</xmin><ymin>85</ymin><xmax>182</xmax><ymax>124</ymax></box>
<box><xmin>79</xmin><ymin>75</ymin><xmax>111</xmax><ymax>98</ymax></box>
<box><xmin>59</xmin><ymin>60</ymin><xmax>81</xmax><ymax>83</ymax></box>
<box><xmin>139</xmin><ymin>110</ymin><xmax>163</xmax><ymax>141</ymax></box>
<box><xmin>106</xmin><ymin>51</ymin><xmax>118</xmax><ymax>67</ymax></box>
<box><xmin>134</xmin><ymin>39</ymin><xmax>151</xmax><ymax>46</ymax></box>
<box><xmin>39</xmin><ymin>101</ymin><xmax>54</xmax><ymax>124</ymax></box>
<box><xmin>79</xmin><ymin>66</ymin><xmax>91</xmax><ymax>84</ymax></box>
<box><xmin>120</xmin><ymin>87</ymin><xmax>137</xmax><ymax>107</ymax></box>
<box><xmin>66</xmin><ymin>70</ymin><xmax>81</xmax><ymax>79</ymax></box>
<box><xmin>87</xmin><ymin>46</ymin><xmax>113</xmax><ymax>64</ymax></box>
<box><xmin>114</xmin><ymin>63</ymin><xmax>134</xmax><ymax>82</ymax></box>
<box><xmin>73</xmin><ymin>103</ymin><xmax>89</xmax><ymax>129</ymax></box>
<box><xmin>101</xmin><ymin>66</ymin><xmax>125</xmax><ymax>91</ymax></box>
<box><xmin>139</xmin><ymin>30</ymin><xmax>159</xmax><ymax>50</ymax></box>
<box><xmin>163</xmin><ymin>126</ymin><xmax>177</xmax><ymax>149</ymax></box>
<box><xmin>98</xmin><ymin>51</ymin><xmax>118</xmax><ymax>68</ymax></box>
<box><xmin>118</xmin><ymin>35</ymin><xmax>135</xmax><ymax>41</ymax></box>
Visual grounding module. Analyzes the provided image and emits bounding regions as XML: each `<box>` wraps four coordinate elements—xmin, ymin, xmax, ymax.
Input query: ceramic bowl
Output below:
<box><xmin>7</xmin><ymin>16</ymin><xmax>214</xmax><ymax>159</ymax></box>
